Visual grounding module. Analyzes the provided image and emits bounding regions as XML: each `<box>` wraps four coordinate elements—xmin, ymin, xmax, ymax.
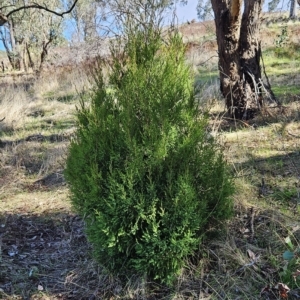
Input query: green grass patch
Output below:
<box><xmin>272</xmin><ymin>85</ymin><xmax>300</xmax><ymax>98</ymax></box>
<box><xmin>263</xmin><ymin>44</ymin><xmax>300</xmax><ymax>63</ymax></box>
<box><xmin>195</xmin><ymin>71</ymin><xmax>218</xmax><ymax>84</ymax></box>
<box><xmin>268</xmin><ymin>187</ymin><xmax>298</xmax><ymax>204</ymax></box>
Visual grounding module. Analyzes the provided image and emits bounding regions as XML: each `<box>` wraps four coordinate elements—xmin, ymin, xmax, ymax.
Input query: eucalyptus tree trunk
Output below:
<box><xmin>290</xmin><ymin>0</ymin><xmax>298</xmax><ymax>18</ymax></box>
<box><xmin>83</xmin><ymin>2</ymin><xmax>98</xmax><ymax>41</ymax></box>
<box><xmin>7</xmin><ymin>19</ymin><xmax>24</xmax><ymax>70</ymax></box>
<box><xmin>211</xmin><ymin>0</ymin><xmax>276</xmax><ymax>119</ymax></box>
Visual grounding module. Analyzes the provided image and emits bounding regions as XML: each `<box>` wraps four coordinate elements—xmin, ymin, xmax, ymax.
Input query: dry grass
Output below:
<box><xmin>0</xmin><ymin>67</ymin><xmax>92</xmax><ymax>133</ymax></box>
<box><xmin>0</xmin><ymin>84</ymin><xmax>31</xmax><ymax>131</ymax></box>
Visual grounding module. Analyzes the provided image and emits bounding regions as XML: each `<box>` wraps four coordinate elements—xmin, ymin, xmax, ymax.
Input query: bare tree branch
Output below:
<box><xmin>0</xmin><ymin>13</ymin><xmax>8</xmax><ymax>26</ymax></box>
<box><xmin>0</xmin><ymin>0</ymin><xmax>78</xmax><ymax>26</ymax></box>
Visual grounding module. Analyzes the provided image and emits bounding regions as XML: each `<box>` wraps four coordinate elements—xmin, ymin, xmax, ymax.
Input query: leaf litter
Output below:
<box><xmin>0</xmin><ymin>213</ymin><xmax>91</xmax><ymax>299</ymax></box>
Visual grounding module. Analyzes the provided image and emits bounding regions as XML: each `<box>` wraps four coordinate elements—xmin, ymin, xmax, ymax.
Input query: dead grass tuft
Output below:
<box><xmin>0</xmin><ymin>85</ymin><xmax>32</xmax><ymax>131</ymax></box>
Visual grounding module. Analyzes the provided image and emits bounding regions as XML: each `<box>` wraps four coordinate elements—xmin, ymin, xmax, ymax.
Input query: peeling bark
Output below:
<box><xmin>211</xmin><ymin>0</ymin><xmax>277</xmax><ymax>119</ymax></box>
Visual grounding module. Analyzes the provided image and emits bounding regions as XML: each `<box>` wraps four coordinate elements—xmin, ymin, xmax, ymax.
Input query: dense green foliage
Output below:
<box><xmin>65</xmin><ymin>28</ymin><xmax>234</xmax><ymax>283</ymax></box>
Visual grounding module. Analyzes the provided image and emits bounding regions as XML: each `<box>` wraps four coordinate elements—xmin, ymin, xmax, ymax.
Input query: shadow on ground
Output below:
<box><xmin>0</xmin><ymin>133</ymin><xmax>72</xmax><ymax>149</ymax></box>
<box><xmin>0</xmin><ymin>212</ymin><xmax>172</xmax><ymax>300</ymax></box>
<box><xmin>0</xmin><ymin>212</ymin><xmax>95</xmax><ymax>300</ymax></box>
<box><xmin>208</xmin><ymin>98</ymin><xmax>300</xmax><ymax>133</ymax></box>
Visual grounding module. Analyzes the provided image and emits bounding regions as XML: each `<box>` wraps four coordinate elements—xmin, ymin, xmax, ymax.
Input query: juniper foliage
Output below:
<box><xmin>65</xmin><ymin>28</ymin><xmax>234</xmax><ymax>283</ymax></box>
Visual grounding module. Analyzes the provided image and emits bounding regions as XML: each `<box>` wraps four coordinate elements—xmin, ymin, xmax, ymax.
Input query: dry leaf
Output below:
<box><xmin>275</xmin><ymin>283</ymin><xmax>290</xmax><ymax>299</ymax></box>
<box><xmin>247</xmin><ymin>249</ymin><xmax>256</xmax><ymax>260</ymax></box>
<box><xmin>38</xmin><ymin>285</ymin><xmax>44</xmax><ymax>291</ymax></box>
<box><xmin>292</xmin><ymin>269</ymin><xmax>300</xmax><ymax>279</ymax></box>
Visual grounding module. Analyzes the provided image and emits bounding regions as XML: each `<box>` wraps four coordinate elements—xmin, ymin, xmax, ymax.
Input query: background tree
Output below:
<box><xmin>0</xmin><ymin>0</ymin><xmax>78</xmax><ymax>71</ymax></box>
<box><xmin>198</xmin><ymin>1</ymin><xmax>298</xmax><ymax>20</ymax></box>
<box><xmin>209</xmin><ymin>0</ymin><xmax>278</xmax><ymax>119</ymax></box>
<box><xmin>0</xmin><ymin>1</ymin><xmax>78</xmax><ymax>26</ymax></box>
<box><xmin>67</xmin><ymin>0</ymin><xmax>105</xmax><ymax>43</ymax></box>
<box><xmin>268</xmin><ymin>0</ymin><xmax>299</xmax><ymax>17</ymax></box>
<box><xmin>196</xmin><ymin>0</ymin><xmax>300</xmax><ymax>118</ymax></box>
<box><xmin>0</xmin><ymin>0</ymin><xmax>63</xmax><ymax>71</ymax></box>
<box><xmin>289</xmin><ymin>0</ymin><xmax>298</xmax><ymax>18</ymax></box>
<box><xmin>268</xmin><ymin>0</ymin><xmax>281</xmax><ymax>12</ymax></box>
<box><xmin>196</xmin><ymin>0</ymin><xmax>212</xmax><ymax>21</ymax></box>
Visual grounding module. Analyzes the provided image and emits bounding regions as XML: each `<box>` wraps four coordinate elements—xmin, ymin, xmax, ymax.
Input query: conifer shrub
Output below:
<box><xmin>65</xmin><ymin>28</ymin><xmax>234</xmax><ymax>283</ymax></box>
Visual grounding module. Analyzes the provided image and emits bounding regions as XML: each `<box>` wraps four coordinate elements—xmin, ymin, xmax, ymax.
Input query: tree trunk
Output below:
<box><xmin>8</xmin><ymin>19</ymin><xmax>18</xmax><ymax>69</ymax></box>
<box><xmin>25</xmin><ymin>42</ymin><xmax>35</xmax><ymax>70</ymax></box>
<box><xmin>290</xmin><ymin>0</ymin><xmax>297</xmax><ymax>19</ymax></box>
<box><xmin>83</xmin><ymin>3</ymin><xmax>98</xmax><ymax>42</ymax></box>
<box><xmin>7</xmin><ymin>19</ymin><xmax>24</xmax><ymax>70</ymax></box>
<box><xmin>23</xmin><ymin>45</ymin><xmax>27</xmax><ymax>72</ymax></box>
<box><xmin>211</xmin><ymin>0</ymin><xmax>275</xmax><ymax>119</ymax></box>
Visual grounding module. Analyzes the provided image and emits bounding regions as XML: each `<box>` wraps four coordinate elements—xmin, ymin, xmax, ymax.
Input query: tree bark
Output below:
<box><xmin>5</xmin><ymin>18</ymin><xmax>25</xmax><ymax>71</ymax></box>
<box><xmin>290</xmin><ymin>0</ymin><xmax>298</xmax><ymax>18</ymax></box>
<box><xmin>211</xmin><ymin>0</ymin><xmax>275</xmax><ymax>119</ymax></box>
<box><xmin>25</xmin><ymin>42</ymin><xmax>35</xmax><ymax>70</ymax></box>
